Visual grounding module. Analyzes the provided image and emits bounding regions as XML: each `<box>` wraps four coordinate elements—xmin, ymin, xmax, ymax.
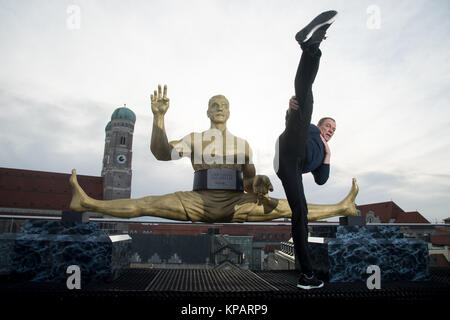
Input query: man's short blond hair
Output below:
<box><xmin>317</xmin><ymin>117</ymin><xmax>336</xmax><ymax>127</ymax></box>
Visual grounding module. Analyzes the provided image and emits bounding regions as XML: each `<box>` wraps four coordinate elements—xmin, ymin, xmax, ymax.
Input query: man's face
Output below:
<box><xmin>207</xmin><ymin>97</ymin><xmax>230</xmax><ymax>124</ymax></box>
<box><xmin>318</xmin><ymin>119</ymin><xmax>336</xmax><ymax>142</ymax></box>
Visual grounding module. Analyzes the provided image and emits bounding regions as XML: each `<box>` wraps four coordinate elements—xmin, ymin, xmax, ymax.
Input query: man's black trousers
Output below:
<box><xmin>276</xmin><ymin>49</ymin><xmax>321</xmax><ymax>276</ymax></box>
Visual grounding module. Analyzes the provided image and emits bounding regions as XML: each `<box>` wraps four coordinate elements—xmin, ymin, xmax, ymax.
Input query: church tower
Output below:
<box><xmin>102</xmin><ymin>106</ymin><xmax>136</xmax><ymax>200</ymax></box>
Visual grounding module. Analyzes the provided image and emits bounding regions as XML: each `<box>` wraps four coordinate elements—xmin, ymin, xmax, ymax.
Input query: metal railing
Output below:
<box><xmin>1</xmin><ymin>214</ymin><xmax>448</xmax><ymax>272</ymax></box>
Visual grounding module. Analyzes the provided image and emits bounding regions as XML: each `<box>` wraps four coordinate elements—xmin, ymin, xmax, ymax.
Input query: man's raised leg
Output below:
<box><xmin>276</xmin><ymin>12</ymin><xmax>337</xmax><ymax>290</ymax></box>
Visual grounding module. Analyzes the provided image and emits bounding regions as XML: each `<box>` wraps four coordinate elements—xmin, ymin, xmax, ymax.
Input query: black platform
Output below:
<box><xmin>1</xmin><ymin>267</ymin><xmax>449</xmax><ymax>316</ymax></box>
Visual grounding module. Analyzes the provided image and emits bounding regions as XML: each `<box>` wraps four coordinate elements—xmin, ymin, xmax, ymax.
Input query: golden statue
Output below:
<box><xmin>70</xmin><ymin>85</ymin><xmax>358</xmax><ymax>222</ymax></box>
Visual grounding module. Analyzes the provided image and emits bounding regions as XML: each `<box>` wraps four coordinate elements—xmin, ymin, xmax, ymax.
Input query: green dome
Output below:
<box><xmin>111</xmin><ymin>107</ymin><xmax>136</xmax><ymax>123</ymax></box>
<box><xmin>105</xmin><ymin>121</ymin><xmax>112</xmax><ymax>131</ymax></box>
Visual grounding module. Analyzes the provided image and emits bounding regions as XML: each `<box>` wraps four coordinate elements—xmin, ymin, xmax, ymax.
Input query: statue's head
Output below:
<box><xmin>207</xmin><ymin>95</ymin><xmax>230</xmax><ymax>124</ymax></box>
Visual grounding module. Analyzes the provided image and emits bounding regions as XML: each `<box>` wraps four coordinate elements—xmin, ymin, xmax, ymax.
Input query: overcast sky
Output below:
<box><xmin>0</xmin><ymin>0</ymin><xmax>449</xmax><ymax>223</ymax></box>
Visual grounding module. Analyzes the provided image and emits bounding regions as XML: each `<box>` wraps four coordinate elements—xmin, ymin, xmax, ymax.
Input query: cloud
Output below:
<box><xmin>0</xmin><ymin>0</ymin><xmax>449</xmax><ymax>223</ymax></box>
<box><xmin>0</xmin><ymin>87</ymin><xmax>107</xmax><ymax>174</ymax></box>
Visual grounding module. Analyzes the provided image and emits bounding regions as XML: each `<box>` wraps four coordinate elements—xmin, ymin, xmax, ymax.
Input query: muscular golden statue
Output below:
<box><xmin>70</xmin><ymin>85</ymin><xmax>358</xmax><ymax>222</ymax></box>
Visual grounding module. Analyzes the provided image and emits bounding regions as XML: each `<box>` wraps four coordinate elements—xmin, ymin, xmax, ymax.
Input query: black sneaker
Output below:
<box><xmin>295</xmin><ymin>10</ymin><xmax>338</xmax><ymax>44</ymax></box>
<box><xmin>300</xmin><ymin>23</ymin><xmax>333</xmax><ymax>53</ymax></box>
<box><xmin>297</xmin><ymin>273</ymin><xmax>324</xmax><ymax>290</ymax></box>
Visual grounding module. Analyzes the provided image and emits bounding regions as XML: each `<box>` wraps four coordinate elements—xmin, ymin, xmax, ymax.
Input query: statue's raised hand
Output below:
<box><xmin>151</xmin><ymin>84</ymin><xmax>170</xmax><ymax>116</ymax></box>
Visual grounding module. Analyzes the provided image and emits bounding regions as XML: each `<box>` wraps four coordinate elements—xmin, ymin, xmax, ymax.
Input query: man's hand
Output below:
<box><xmin>320</xmin><ymin>134</ymin><xmax>331</xmax><ymax>164</ymax></box>
<box><xmin>288</xmin><ymin>96</ymin><xmax>299</xmax><ymax>114</ymax></box>
<box><xmin>252</xmin><ymin>175</ymin><xmax>274</xmax><ymax>205</ymax></box>
<box><xmin>151</xmin><ymin>84</ymin><xmax>170</xmax><ymax>116</ymax></box>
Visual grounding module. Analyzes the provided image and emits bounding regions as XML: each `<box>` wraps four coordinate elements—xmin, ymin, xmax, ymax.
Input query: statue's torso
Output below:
<box><xmin>172</xmin><ymin>129</ymin><xmax>251</xmax><ymax>172</ymax></box>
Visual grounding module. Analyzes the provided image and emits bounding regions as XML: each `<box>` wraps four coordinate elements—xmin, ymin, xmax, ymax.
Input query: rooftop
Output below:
<box><xmin>1</xmin><ymin>267</ymin><xmax>449</xmax><ymax>313</ymax></box>
<box><xmin>0</xmin><ymin>167</ymin><xmax>103</xmax><ymax>212</ymax></box>
<box><xmin>357</xmin><ymin>201</ymin><xmax>430</xmax><ymax>223</ymax></box>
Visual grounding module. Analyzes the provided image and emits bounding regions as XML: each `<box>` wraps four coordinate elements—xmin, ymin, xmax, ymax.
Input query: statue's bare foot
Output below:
<box><xmin>69</xmin><ymin>169</ymin><xmax>89</xmax><ymax>212</ymax></box>
<box><xmin>340</xmin><ymin>178</ymin><xmax>359</xmax><ymax>217</ymax></box>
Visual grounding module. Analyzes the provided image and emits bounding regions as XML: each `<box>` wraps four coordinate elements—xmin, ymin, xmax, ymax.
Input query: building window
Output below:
<box><xmin>120</xmin><ymin>136</ymin><xmax>126</xmax><ymax>145</ymax></box>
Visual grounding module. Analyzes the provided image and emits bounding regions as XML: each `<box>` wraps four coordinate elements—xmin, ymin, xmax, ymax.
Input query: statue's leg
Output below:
<box><xmin>306</xmin><ymin>178</ymin><xmax>358</xmax><ymax>220</ymax></box>
<box><xmin>69</xmin><ymin>169</ymin><xmax>189</xmax><ymax>221</ymax></box>
<box><xmin>244</xmin><ymin>178</ymin><xmax>358</xmax><ymax>222</ymax></box>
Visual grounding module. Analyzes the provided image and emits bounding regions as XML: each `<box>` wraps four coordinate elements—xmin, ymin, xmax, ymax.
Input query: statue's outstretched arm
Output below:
<box><xmin>243</xmin><ymin>163</ymin><xmax>256</xmax><ymax>193</ymax></box>
<box><xmin>150</xmin><ymin>84</ymin><xmax>176</xmax><ymax>161</ymax></box>
<box><xmin>243</xmin><ymin>163</ymin><xmax>275</xmax><ymax>207</ymax></box>
<box><xmin>242</xmin><ymin>139</ymin><xmax>274</xmax><ymax>204</ymax></box>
